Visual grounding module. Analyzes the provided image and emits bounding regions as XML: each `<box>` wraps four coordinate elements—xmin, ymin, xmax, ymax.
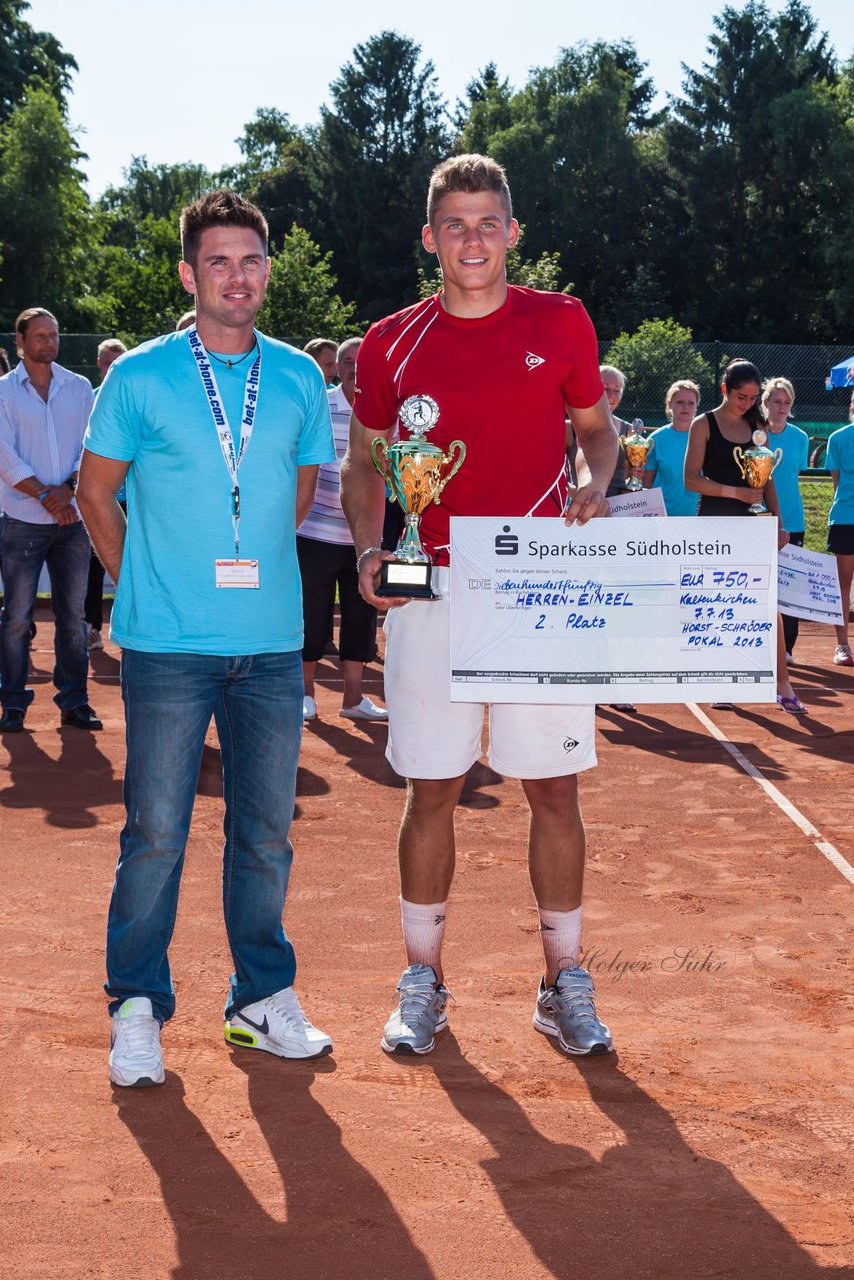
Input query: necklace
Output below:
<box><xmin>207</xmin><ymin>339</ymin><xmax>258</xmax><ymax>370</ymax></box>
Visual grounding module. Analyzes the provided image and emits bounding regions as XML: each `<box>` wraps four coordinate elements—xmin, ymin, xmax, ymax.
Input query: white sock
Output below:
<box><xmin>400</xmin><ymin>897</ymin><xmax>447</xmax><ymax>976</ymax></box>
<box><xmin>539</xmin><ymin>905</ymin><xmax>583</xmax><ymax>981</ymax></box>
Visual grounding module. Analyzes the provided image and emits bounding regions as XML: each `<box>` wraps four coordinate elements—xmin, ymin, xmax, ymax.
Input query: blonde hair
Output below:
<box><xmin>599</xmin><ymin>364</ymin><xmax>626</xmax><ymax>393</ymax></box>
<box><xmin>427</xmin><ymin>154</ymin><xmax>512</xmax><ymax>226</ymax></box>
<box><xmin>665</xmin><ymin>380</ymin><xmax>700</xmax><ymax>418</ymax></box>
<box><xmin>761</xmin><ymin>376</ymin><xmax>795</xmax><ymax>408</ymax></box>
<box><xmin>97</xmin><ymin>338</ymin><xmax>127</xmax><ymax>359</ymax></box>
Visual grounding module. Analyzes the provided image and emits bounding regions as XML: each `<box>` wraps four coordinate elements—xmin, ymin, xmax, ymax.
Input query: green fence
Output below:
<box><xmin>597</xmin><ymin>339</ymin><xmax>853</xmax><ymax>466</ymax></box>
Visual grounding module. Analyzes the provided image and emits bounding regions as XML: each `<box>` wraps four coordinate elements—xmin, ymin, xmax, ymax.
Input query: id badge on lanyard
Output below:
<box><xmin>187</xmin><ymin>327</ymin><xmax>262</xmax><ymax>588</ymax></box>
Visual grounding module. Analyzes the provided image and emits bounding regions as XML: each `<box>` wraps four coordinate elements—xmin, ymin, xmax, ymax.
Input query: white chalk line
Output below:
<box><xmin>686</xmin><ymin>703</ymin><xmax>854</xmax><ymax>886</ymax></box>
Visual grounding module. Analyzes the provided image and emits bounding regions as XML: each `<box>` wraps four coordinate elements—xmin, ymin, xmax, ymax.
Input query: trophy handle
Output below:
<box><xmin>732</xmin><ymin>447</ymin><xmax>747</xmax><ymax>480</ymax></box>
<box><xmin>771</xmin><ymin>448</ymin><xmax>784</xmax><ymax>474</ymax></box>
<box><xmin>433</xmin><ymin>440</ymin><xmax>466</xmax><ymax>506</ymax></box>
<box><xmin>370</xmin><ymin>436</ymin><xmax>389</xmax><ymax>478</ymax></box>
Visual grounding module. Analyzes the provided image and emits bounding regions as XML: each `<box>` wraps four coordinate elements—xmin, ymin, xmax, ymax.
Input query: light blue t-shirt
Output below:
<box><xmin>644</xmin><ymin>426</ymin><xmax>696</xmax><ymax>517</ymax></box>
<box><xmin>768</xmin><ymin>422</ymin><xmax>808</xmax><ymax>533</ymax></box>
<box><xmin>827</xmin><ymin>423</ymin><xmax>854</xmax><ymax>525</ymax></box>
<box><xmin>85</xmin><ymin>330</ymin><xmax>335</xmax><ymax>655</ymax></box>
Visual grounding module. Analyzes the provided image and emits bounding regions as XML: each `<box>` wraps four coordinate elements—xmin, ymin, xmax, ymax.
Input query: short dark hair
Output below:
<box><xmin>15</xmin><ymin>307</ymin><xmax>58</xmax><ymax>339</ymax></box>
<box><xmin>303</xmin><ymin>338</ymin><xmax>337</xmax><ymax>359</ymax></box>
<box><xmin>180</xmin><ymin>189</ymin><xmax>268</xmax><ymax>266</ymax></box>
<box><xmin>427</xmin><ymin>154</ymin><xmax>512</xmax><ymax>226</ymax></box>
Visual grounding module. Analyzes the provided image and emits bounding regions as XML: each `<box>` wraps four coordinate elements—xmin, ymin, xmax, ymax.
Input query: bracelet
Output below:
<box><xmin>37</xmin><ymin>489</ymin><xmax>50</xmax><ymax>502</ymax></box>
<box><xmin>356</xmin><ymin>546</ymin><xmax>383</xmax><ymax>573</ymax></box>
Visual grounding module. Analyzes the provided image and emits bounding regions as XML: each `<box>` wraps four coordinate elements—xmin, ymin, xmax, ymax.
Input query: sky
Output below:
<box><xmin>24</xmin><ymin>0</ymin><xmax>854</xmax><ymax>197</ymax></box>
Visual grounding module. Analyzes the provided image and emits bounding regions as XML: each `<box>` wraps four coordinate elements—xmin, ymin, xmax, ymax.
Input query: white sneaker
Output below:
<box><xmin>87</xmin><ymin>626</ymin><xmax>104</xmax><ymax>651</ymax></box>
<box><xmin>303</xmin><ymin>695</ymin><xmax>317</xmax><ymax>721</ymax></box>
<box><xmin>224</xmin><ymin>987</ymin><xmax>333</xmax><ymax>1059</ymax></box>
<box><xmin>340</xmin><ymin>696</ymin><xmax>388</xmax><ymax>721</ymax></box>
<box><xmin>109</xmin><ymin>997</ymin><xmax>165</xmax><ymax>1088</ymax></box>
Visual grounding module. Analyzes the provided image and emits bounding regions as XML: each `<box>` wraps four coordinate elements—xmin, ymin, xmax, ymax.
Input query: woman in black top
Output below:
<box><xmin>684</xmin><ymin>360</ymin><xmax>781</xmax><ymax>516</ymax></box>
<box><xmin>684</xmin><ymin>359</ymin><xmax>804</xmax><ymax>714</ymax></box>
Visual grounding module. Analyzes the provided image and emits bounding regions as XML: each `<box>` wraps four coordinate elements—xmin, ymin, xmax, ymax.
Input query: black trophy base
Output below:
<box><xmin>376</xmin><ymin>557</ymin><xmax>436</xmax><ymax>599</ymax></box>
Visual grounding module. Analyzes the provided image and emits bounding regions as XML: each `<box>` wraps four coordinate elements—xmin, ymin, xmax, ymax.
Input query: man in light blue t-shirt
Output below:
<box><xmin>78</xmin><ymin>190</ymin><xmax>336</xmax><ymax>1088</ymax></box>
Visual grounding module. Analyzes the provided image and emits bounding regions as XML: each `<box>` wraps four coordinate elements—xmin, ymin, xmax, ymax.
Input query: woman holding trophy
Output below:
<box><xmin>642</xmin><ymin>379</ymin><xmax>701</xmax><ymax>516</ymax></box>
<box><xmin>684</xmin><ymin>358</ymin><xmax>805</xmax><ymax>714</ymax></box>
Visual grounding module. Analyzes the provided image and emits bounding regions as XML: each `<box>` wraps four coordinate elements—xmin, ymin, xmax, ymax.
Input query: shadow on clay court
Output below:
<box><xmin>88</xmin><ymin>647</ymin><xmax>121</xmax><ymax>682</ymax></box>
<box><xmin>0</xmin><ymin>726</ymin><xmax>122</xmax><ymax>827</ymax></box>
<box><xmin>428</xmin><ymin>1036</ymin><xmax>846</xmax><ymax>1280</ymax></box>
<box><xmin>304</xmin><ymin>717</ymin><xmax>505</xmax><ymax>809</ymax></box>
<box><xmin>114</xmin><ymin>1060</ymin><xmax>436</xmax><ymax>1280</ymax></box>
<box><xmin>596</xmin><ymin>707</ymin><xmax>788</xmax><ymax>781</ymax></box>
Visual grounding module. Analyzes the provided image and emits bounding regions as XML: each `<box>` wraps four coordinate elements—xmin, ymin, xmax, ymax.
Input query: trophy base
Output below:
<box><xmin>623</xmin><ymin>478</ymin><xmax>644</xmax><ymax>493</ymax></box>
<box><xmin>747</xmin><ymin>502</ymin><xmax>773</xmax><ymax>516</ymax></box>
<box><xmin>376</xmin><ymin>558</ymin><xmax>436</xmax><ymax>599</ymax></box>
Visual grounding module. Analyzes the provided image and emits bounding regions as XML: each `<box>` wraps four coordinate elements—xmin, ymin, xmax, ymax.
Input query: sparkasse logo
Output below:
<box><xmin>495</xmin><ymin>525</ymin><xmax>518</xmax><ymax>555</ymax></box>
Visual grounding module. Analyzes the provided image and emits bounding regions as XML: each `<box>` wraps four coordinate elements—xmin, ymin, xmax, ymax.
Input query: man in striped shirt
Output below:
<box><xmin>297</xmin><ymin>337</ymin><xmax>386</xmax><ymax>722</ymax></box>
<box><xmin>0</xmin><ymin>308</ymin><xmax>101</xmax><ymax>732</ymax></box>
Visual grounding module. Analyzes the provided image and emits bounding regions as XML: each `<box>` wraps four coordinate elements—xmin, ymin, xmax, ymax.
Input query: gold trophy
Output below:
<box><xmin>733</xmin><ymin>429</ymin><xmax>783</xmax><ymax>515</ymax></box>
<box><xmin>370</xmin><ymin>395</ymin><xmax>466</xmax><ymax>598</ymax></box>
<box><xmin>622</xmin><ymin>418</ymin><xmax>651</xmax><ymax>492</ymax></box>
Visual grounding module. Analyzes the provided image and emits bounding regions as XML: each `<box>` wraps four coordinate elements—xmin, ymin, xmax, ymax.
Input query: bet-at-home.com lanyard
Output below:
<box><xmin>187</xmin><ymin>326</ymin><xmax>261</xmax><ymax>559</ymax></box>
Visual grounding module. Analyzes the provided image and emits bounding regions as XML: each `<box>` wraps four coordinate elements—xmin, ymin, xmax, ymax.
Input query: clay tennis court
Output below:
<box><xmin>3</xmin><ymin>605</ymin><xmax>852</xmax><ymax>1279</ymax></box>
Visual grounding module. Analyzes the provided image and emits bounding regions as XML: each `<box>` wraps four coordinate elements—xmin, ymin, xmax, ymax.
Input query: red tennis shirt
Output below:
<box><xmin>354</xmin><ymin>286</ymin><xmax>604</xmax><ymax>561</ymax></box>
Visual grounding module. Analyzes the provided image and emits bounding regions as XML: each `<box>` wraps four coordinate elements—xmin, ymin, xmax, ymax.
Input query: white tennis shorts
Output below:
<box><xmin>383</xmin><ymin>568</ymin><xmax>597</xmax><ymax>780</ymax></box>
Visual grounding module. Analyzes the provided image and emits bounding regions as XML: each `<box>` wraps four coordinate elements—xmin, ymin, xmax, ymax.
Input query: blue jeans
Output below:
<box><xmin>0</xmin><ymin>515</ymin><xmax>91</xmax><ymax>712</ymax></box>
<box><xmin>106</xmin><ymin>649</ymin><xmax>304</xmax><ymax>1023</ymax></box>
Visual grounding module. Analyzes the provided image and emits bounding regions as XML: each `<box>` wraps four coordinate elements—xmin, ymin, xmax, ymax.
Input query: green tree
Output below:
<box><xmin>0</xmin><ymin>86</ymin><xmax>103</xmax><ymax>328</ymax></box>
<box><xmin>259</xmin><ymin>224</ymin><xmax>358</xmax><ymax>343</ymax></box>
<box><xmin>310</xmin><ymin>31</ymin><xmax>449</xmax><ymax>319</ymax></box>
<box><xmin>91</xmin><ymin>210</ymin><xmax>189</xmax><ymax>339</ymax></box>
<box><xmin>221</xmin><ymin>111</ymin><xmax>317</xmax><ymax>248</ymax></box>
<box><xmin>455</xmin><ymin>63</ymin><xmax>513</xmax><ymax>152</ymax></box>
<box><xmin>604</xmin><ymin>319</ymin><xmax>713</xmax><ymax>417</ymax></box>
<box><xmin>0</xmin><ymin>0</ymin><xmax>76</xmax><ymax>123</ymax></box>
<box><xmin>99</xmin><ymin>156</ymin><xmax>212</xmax><ymax>246</ymax></box>
<box><xmin>463</xmin><ymin>41</ymin><xmax>665</xmax><ymax>332</ymax></box>
<box><xmin>663</xmin><ymin>0</ymin><xmax>843</xmax><ymax>339</ymax></box>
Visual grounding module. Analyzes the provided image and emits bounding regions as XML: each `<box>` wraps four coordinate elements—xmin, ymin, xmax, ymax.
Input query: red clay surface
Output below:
<box><xmin>2</xmin><ymin>605</ymin><xmax>853</xmax><ymax>1279</ymax></box>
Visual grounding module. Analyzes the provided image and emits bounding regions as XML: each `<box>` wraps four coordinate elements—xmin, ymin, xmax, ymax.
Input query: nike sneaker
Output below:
<box><xmin>109</xmin><ymin>996</ymin><xmax>165</xmax><ymax>1087</ymax></box>
<box><xmin>225</xmin><ymin>987</ymin><xmax>332</xmax><ymax>1059</ymax></box>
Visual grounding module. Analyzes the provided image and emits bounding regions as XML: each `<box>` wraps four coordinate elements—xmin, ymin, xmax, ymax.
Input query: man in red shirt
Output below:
<box><xmin>341</xmin><ymin>155</ymin><xmax>618</xmax><ymax>1058</ymax></box>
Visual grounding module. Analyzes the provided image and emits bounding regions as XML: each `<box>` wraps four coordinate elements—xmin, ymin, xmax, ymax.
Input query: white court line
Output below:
<box><xmin>687</xmin><ymin>703</ymin><xmax>854</xmax><ymax>886</ymax></box>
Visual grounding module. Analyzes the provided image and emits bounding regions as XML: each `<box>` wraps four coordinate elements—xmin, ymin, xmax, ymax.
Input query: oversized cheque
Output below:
<box><xmin>449</xmin><ymin>516</ymin><xmax>778</xmax><ymax>705</ymax></box>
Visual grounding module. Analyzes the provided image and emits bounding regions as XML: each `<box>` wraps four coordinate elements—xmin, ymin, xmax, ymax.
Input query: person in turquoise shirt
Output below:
<box><xmin>642</xmin><ymin>379</ymin><xmax>700</xmax><ymax>516</ymax></box>
<box><xmin>77</xmin><ymin>190</ymin><xmax>337</xmax><ymax>1089</ymax></box>
<box><xmin>826</xmin><ymin>394</ymin><xmax>854</xmax><ymax>666</ymax></box>
<box><xmin>761</xmin><ymin>377</ymin><xmax>809</xmax><ymax>660</ymax></box>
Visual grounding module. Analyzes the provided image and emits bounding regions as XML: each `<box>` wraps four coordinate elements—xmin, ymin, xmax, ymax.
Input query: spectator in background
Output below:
<box><xmin>685</xmin><ymin>358</ymin><xmax>804</xmax><ymax>714</ymax></box>
<box><xmin>597</xmin><ymin>364</ymin><xmax>636</xmax><ymax>712</ymax></box>
<box><xmin>304</xmin><ymin>338</ymin><xmax>338</xmax><ymax>387</ymax></box>
<box><xmin>84</xmin><ymin>339</ymin><xmax>128</xmax><ymax>650</ymax></box>
<box><xmin>298</xmin><ymin>338</ymin><xmax>386</xmax><ymax>723</ymax></box>
<box><xmin>762</xmin><ymin>378</ymin><xmax>809</xmax><ymax>663</ymax></box>
<box><xmin>826</xmin><ymin>391</ymin><xmax>854</xmax><ymax>667</ymax></box>
<box><xmin>0</xmin><ymin>308</ymin><xmax>101</xmax><ymax>732</ymax></box>
<box><xmin>601</xmin><ymin>364</ymin><xmax>633</xmax><ymax>496</ymax></box>
<box><xmin>642</xmin><ymin>380</ymin><xmax>700</xmax><ymax>516</ymax></box>
<box><xmin>176</xmin><ymin>310</ymin><xmax>196</xmax><ymax>332</ymax></box>
<box><xmin>0</xmin><ymin>349</ymin><xmax>9</xmax><ymax>375</ymax></box>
